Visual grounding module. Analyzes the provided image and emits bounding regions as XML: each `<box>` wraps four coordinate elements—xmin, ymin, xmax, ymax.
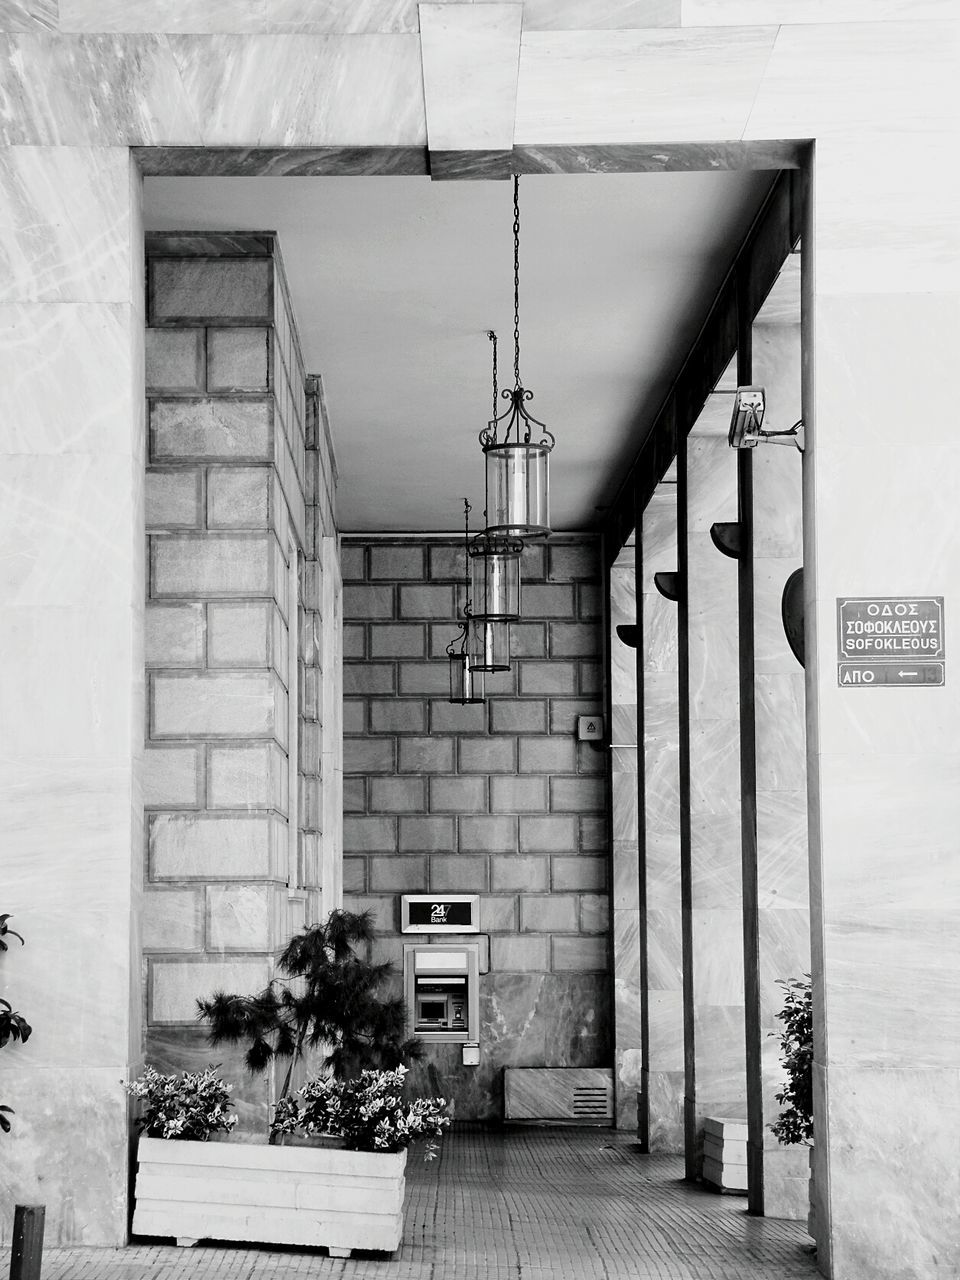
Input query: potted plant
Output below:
<box><xmin>770</xmin><ymin>976</ymin><xmax>814</xmax><ymax>1235</ymax></box>
<box><xmin>128</xmin><ymin>910</ymin><xmax>446</xmax><ymax>1256</ymax></box>
<box><xmin>0</xmin><ymin>914</ymin><xmax>32</xmax><ymax>1134</ymax></box>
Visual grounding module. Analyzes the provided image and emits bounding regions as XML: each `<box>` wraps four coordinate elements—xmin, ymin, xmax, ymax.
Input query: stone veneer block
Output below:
<box><xmin>520</xmin><ymin>894</ymin><xmax>578</xmax><ymax>934</ymax></box>
<box><xmin>343</xmin><ymin>662</ymin><xmax>396</xmax><ymax>695</ymax></box>
<box><xmin>150</xmin><ymin>958</ymin><xmax>272</xmax><ymax>1024</ymax></box>
<box><xmin>549</xmin><ymin>544</ymin><xmax>599</xmax><ymax>580</ymax></box>
<box><xmin>550</xmin><ymin>623</ymin><xmax>601</xmax><ymax>657</ymax></box>
<box><xmin>398</xmin><ymin>737</ymin><xmax>455</xmax><ymax>773</ymax></box>
<box><xmin>429</xmin><ymin>856</ymin><xmax>488</xmax><ymax>893</ymax></box>
<box><xmin>343</xmin><ymin>737</ymin><xmax>396</xmax><ymax>774</ymax></box>
<box><xmin>398</xmin><ymin>584</ymin><xmax>454</xmax><ymax>617</ymax></box>
<box><xmin>489</xmin><ymin>700</ymin><xmax>548</xmax><ymax>734</ymax></box>
<box><xmin>342</xmin><ymin>816</ymin><xmax>397</xmax><ymax>853</ymax></box>
<box><xmin>368</xmin><ymin>856</ymin><xmax>427</xmax><ymax>892</ymax></box>
<box><xmin>551</xmin><ymin>776</ymin><xmax>606</xmax><ymax>812</ymax></box>
<box><xmin>429</xmin><ymin>776</ymin><xmax>487</xmax><ymax>813</ymax></box>
<box><xmin>458</xmin><ymin>737</ymin><xmax>517</xmax><ymax>774</ymax></box>
<box><xmin>207</xmin><ymin>601</ymin><xmax>276</xmax><ymax>668</ymax></box>
<box><xmin>491</xmin><ymin>935</ymin><xmax>549</xmax><ymax>972</ymax></box>
<box><xmin>398</xmin><ymin>816</ymin><xmax>455</xmax><ymax>851</ymax></box>
<box><xmin>142</xmin><ymin>888</ymin><xmax>203</xmax><ymax>952</ymax></box>
<box><xmin>369</xmin><ymin>701</ymin><xmax>425</xmax><ymax>734</ymax></box>
<box><xmin>143</xmin><ymin>745</ymin><xmax>201</xmax><ymax>808</ymax></box>
<box><xmin>207</xmin><ymin>327</ymin><xmax>269</xmax><ymax>391</ymax></box>
<box><xmin>549</xmin><ymin>699</ymin><xmax>602</xmax><ymax>735</ymax></box>
<box><xmin>342</xmin><ymin>857</ymin><xmax>366</xmax><ymax>892</ymax></box>
<box><xmin>430</xmin><ymin>700</ymin><xmax>486</xmax><ymax>734</ymax></box>
<box><xmin>398</xmin><ymin>663</ymin><xmax>450</xmax><ymax>695</ymax></box>
<box><xmin>369</xmin><ymin>624</ymin><xmax>425</xmax><ymax>659</ymax></box>
<box><xmin>369</xmin><ymin>777</ymin><xmax>425</xmax><ymax>813</ymax></box>
<box><xmin>207</xmin><ymin>743</ymin><xmax>287</xmax><ymax>811</ymax></box>
<box><xmin>207</xmin><ymin>882</ymin><xmax>276</xmax><ymax>951</ymax></box>
<box><xmin>553</xmin><ymin>935</ymin><xmax>608</xmax><ymax>972</ymax></box>
<box><xmin>342</xmin><ymin>701</ymin><xmax>365</xmax><ymax>734</ymax></box>
<box><xmin>151</xmin><ymin>671</ymin><xmax>284</xmax><ymax>740</ymax></box>
<box><xmin>491</xmin><ymin>776</ymin><xmax>549</xmax><ymax>813</ymax></box>
<box><xmin>151</xmin><ymin>398</ymin><xmax>272</xmax><ymax>461</ymax></box>
<box><xmin>145</xmin><ymin>603</ymin><xmax>204</xmax><ymax>667</ymax></box>
<box><xmin>518</xmin><ymin>736</ymin><xmax>576</xmax><ymax>774</ymax></box>
<box><xmin>151</xmin><ymin>533</ymin><xmax>272</xmax><ymax>598</ymax></box>
<box><xmin>150</xmin><ymin>259</ymin><xmax>272</xmax><ymax>323</ymax></box>
<box><xmin>206</xmin><ymin>466</ymin><xmax>271</xmax><ymax>529</ymax></box>
<box><xmin>553</xmin><ymin>857</ymin><xmax>607</xmax><ymax>892</ymax></box>
<box><xmin>519</xmin><ymin>661</ymin><xmax>578</xmax><ymax>695</ymax></box>
<box><xmin>342</xmin><ymin>584</ymin><xmax>394</xmax><ymax>618</ymax></box>
<box><xmin>369</xmin><ymin>545</ymin><xmax>423</xmax><ymax>579</ymax></box>
<box><xmin>580</xmin><ymin>894</ymin><xmax>610</xmax><ymax>934</ymax></box>
<box><xmin>342</xmin><ymin>624</ymin><xmax>365</xmax><ymax>659</ymax></box>
<box><xmin>521</xmin><ymin>583</ymin><xmax>575</xmax><ymax>617</ymax></box>
<box><xmin>509</xmin><ymin>622</ymin><xmax>547</xmax><ymax>657</ymax></box>
<box><xmin>480</xmin><ymin>895</ymin><xmax>518</xmax><ymax>932</ymax></box>
<box><xmin>145</xmin><ymin>468</ymin><xmax>202</xmax><ymax>529</ymax></box>
<box><xmin>491</xmin><ymin>856</ymin><xmax>549</xmax><ymax>892</ymax></box>
<box><xmin>580</xmin><ymin>817</ymin><xmax>607</xmax><ymax>853</ymax></box>
<box><xmin>149</xmin><ymin>813</ymin><xmax>285</xmax><ymax>881</ymax></box>
<box><xmin>460</xmin><ymin>815</ymin><xmax>518</xmax><ymax>852</ymax></box>
<box><xmin>145</xmin><ymin>327</ymin><xmax>204</xmax><ymax>391</ymax></box>
<box><xmin>519</xmin><ymin>815</ymin><xmax>577</xmax><ymax>853</ymax></box>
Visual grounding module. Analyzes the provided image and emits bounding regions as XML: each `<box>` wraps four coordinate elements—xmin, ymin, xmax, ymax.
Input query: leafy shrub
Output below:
<box><xmin>0</xmin><ymin>914</ymin><xmax>30</xmax><ymax>1134</ymax></box>
<box><xmin>770</xmin><ymin>976</ymin><xmax>813</xmax><ymax>1145</ymax></box>
<box><xmin>197</xmin><ymin>910</ymin><xmax>420</xmax><ymax>1112</ymax></box>
<box><xmin>271</xmin><ymin>1065</ymin><xmax>450</xmax><ymax>1160</ymax></box>
<box><xmin>124</xmin><ymin>1066</ymin><xmax>238</xmax><ymax>1141</ymax></box>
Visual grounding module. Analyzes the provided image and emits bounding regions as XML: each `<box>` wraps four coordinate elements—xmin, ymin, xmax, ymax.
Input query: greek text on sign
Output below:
<box><xmin>837</xmin><ymin>597</ymin><xmax>944</xmax><ymax>661</ymax></box>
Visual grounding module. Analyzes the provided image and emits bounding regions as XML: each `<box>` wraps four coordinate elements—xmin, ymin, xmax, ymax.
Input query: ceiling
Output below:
<box><xmin>144</xmin><ymin>169</ymin><xmax>776</xmax><ymax>534</ymax></box>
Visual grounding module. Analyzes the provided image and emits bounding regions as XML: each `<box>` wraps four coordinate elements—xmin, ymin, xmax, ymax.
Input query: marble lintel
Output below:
<box><xmin>135</xmin><ymin>144</ymin><xmax>429</xmax><ymax>177</ymax></box>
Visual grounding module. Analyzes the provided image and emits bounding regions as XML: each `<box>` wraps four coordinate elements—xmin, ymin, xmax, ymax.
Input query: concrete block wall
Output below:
<box><xmin>142</xmin><ymin>233</ymin><xmax>337</xmax><ymax>1131</ymax></box>
<box><xmin>342</xmin><ymin>536</ymin><xmax>611</xmax><ymax>1120</ymax></box>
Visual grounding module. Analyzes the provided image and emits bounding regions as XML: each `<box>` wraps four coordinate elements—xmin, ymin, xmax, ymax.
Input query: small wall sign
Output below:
<box><xmin>400</xmin><ymin>894</ymin><xmax>480</xmax><ymax>934</ymax></box>
<box><xmin>836</xmin><ymin>596</ymin><xmax>945</xmax><ymax>687</ymax></box>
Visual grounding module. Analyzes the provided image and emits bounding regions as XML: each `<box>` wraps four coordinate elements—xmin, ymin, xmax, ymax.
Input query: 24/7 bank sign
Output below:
<box><xmin>837</xmin><ymin>596</ymin><xmax>944</xmax><ymax>687</ymax></box>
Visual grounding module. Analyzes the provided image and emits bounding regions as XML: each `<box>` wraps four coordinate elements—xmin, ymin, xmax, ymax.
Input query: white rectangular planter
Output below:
<box><xmin>132</xmin><ymin>1136</ymin><xmax>406</xmax><ymax>1256</ymax></box>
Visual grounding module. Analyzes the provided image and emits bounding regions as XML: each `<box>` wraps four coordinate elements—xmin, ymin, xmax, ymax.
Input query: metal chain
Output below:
<box><xmin>487</xmin><ymin>330</ymin><xmax>498</xmax><ymax>420</ymax></box>
<box><xmin>512</xmin><ymin>174</ymin><xmax>521</xmax><ymax>387</ymax></box>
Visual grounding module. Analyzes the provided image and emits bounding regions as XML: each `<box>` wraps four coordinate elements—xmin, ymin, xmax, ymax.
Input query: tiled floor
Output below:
<box><xmin>3</xmin><ymin>1125</ymin><xmax>818</xmax><ymax>1279</ymax></box>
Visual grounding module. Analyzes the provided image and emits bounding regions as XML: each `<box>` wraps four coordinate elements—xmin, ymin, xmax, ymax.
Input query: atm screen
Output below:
<box><xmin>419</xmin><ymin>1001</ymin><xmax>446</xmax><ymax>1021</ymax></box>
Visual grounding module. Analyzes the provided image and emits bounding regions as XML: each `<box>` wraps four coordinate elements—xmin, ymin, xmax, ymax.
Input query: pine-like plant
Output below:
<box><xmin>197</xmin><ymin>909</ymin><xmax>420</xmax><ymax>1124</ymax></box>
<box><xmin>770</xmin><ymin>975</ymin><xmax>813</xmax><ymax>1145</ymax></box>
<box><xmin>0</xmin><ymin>914</ymin><xmax>31</xmax><ymax>1134</ymax></box>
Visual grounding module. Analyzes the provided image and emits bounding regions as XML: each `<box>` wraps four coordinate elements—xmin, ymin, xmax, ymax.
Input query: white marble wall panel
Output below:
<box><xmin>168</xmin><ymin>33</ymin><xmax>426</xmax><ymax>147</ymax></box>
<box><xmin>682</xmin><ymin>0</ymin><xmax>952</xmax><ymax>24</ymax></box>
<box><xmin>57</xmin><ymin>0</ymin><xmax>424</xmax><ymax>35</ymax></box>
<box><xmin>0</xmin><ymin>147</ymin><xmax>136</xmax><ymax>301</ymax></box>
<box><xmin>515</xmin><ymin>26</ymin><xmax>777</xmax><ymax>145</ymax></box>
<box><xmin>0</xmin><ymin>2</ymin><xmax>57</xmax><ymax>31</ymax></box>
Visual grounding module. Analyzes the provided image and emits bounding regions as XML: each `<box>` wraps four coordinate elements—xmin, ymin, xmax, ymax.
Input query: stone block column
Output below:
<box><xmin>751</xmin><ymin>308</ymin><xmax>811</xmax><ymax>1218</ymax></box>
<box><xmin>685</xmin><ymin>425</ymin><xmax>747</xmax><ymax>1171</ymax></box>
<box><xmin>142</xmin><ymin>234</ymin><xmax>312</xmax><ymax>1133</ymax></box>
<box><xmin>609</xmin><ymin>540</ymin><xmax>641</xmax><ymax>1129</ymax></box>
<box><xmin>0</xmin><ymin>146</ymin><xmax>144</xmax><ymax>1245</ymax></box>
<box><xmin>640</xmin><ymin>484</ymin><xmax>685</xmax><ymax>1151</ymax></box>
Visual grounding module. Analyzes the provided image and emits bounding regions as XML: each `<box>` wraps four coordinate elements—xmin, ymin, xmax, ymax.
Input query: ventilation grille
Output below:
<box><xmin>504</xmin><ymin>1068</ymin><xmax>614</xmax><ymax>1125</ymax></box>
<box><xmin>572</xmin><ymin>1087</ymin><xmax>609</xmax><ymax>1117</ymax></box>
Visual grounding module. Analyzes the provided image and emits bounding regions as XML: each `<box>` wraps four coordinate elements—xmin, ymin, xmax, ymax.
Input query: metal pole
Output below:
<box><xmin>9</xmin><ymin>1205</ymin><xmax>44</xmax><ymax>1280</ymax></box>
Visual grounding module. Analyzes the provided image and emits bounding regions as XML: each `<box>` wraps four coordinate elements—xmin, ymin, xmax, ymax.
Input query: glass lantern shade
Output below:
<box><xmin>468</xmin><ymin>533</ymin><xmax>522</xmax><ymax>620</ymax></box>
<box><xmin>483</xmin><ymin>440</ymin><xmax>551</xmax><ymax>538</ymax></box>
<box><xmin>473</xmin><ymin>619</ymin><xmax>511</xmax><ymax>672</ymax></box>
<box><xmin>448</xmin><ymin>647</ymin><xmax>485</xmax><ymax>704</ymax></box>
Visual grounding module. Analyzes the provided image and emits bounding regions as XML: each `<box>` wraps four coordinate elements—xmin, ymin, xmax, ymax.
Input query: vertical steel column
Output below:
<box><xmin>634</xmin><ymin>485</ymin><xmax>650</xmax><ymax>1150</ymax></box>
<box><xmin>736</xmin><ymin>268</ymin><xmax>763</xmax><ymax>1216</ymax></box>
<box><xmin>676</xmin><ymin>418</ymin><xmax>696</xmax><ymax>1181</ymax></box>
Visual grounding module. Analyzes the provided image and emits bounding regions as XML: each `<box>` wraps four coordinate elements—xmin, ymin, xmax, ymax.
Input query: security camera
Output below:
<box><xmin>728</xmin><ymin>386</ymin><xmax>804</xmax><ymax>452</ymax></box>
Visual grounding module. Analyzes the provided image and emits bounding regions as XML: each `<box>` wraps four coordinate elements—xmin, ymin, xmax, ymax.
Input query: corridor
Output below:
<box><xmin>10</xmin><ymin>1125</ymin><xmax>817</xmax><ymax>1279</ymax></box>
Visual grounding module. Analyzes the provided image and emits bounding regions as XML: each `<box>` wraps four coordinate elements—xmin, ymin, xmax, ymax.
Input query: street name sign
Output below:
<box><xmin>836</xmin><ymin>596</ymin><xmax>944</xmax><ymax>687</ymax></box>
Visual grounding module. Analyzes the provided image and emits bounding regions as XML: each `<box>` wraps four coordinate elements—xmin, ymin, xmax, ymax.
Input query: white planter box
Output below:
<box><xmin>132</xmin><ymin>1136</ymin><xmax>406</xmax><ymax>1256</ymax></box>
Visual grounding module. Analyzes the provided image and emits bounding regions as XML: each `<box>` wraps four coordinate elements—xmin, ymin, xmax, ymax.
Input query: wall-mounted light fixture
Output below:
<box><xmin>479</xmin><ymin>187</ymin><xmax>554</xmax><ymax>539</ymax></box>
<box><xmin>615</xmin><ymin>624</ymin><xmax>639</xmax><ymax>648</ymax></box>
<box><xmin>653</xmin><ymin>571</ymin><xmax>683</xmax><ymax>602</ymax></box>
<box><xmin>728</xmin><ymin>386</ymin><xmax>804</xmax><ymax>452</ymax></box>
<box><xmin>468</xmin><ymin>530</ymin><xmax>522</xmax><ymax>621</ymax></box>
<box><xmin>709</xmin><ymin>521</ymin><xmax>743</xmax><ymax>559</ymax></box>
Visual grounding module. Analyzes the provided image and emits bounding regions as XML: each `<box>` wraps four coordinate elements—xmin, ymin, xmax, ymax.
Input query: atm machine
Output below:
<box><xmin>400</xmin><ymin>894</ymin><xmax>482</xmax><ymax>1066</ymax></box>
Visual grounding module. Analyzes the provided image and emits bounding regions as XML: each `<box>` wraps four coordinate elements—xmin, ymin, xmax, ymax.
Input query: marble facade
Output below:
<box><xmin>0</xmin><ymin>6</ymin><xmax>956</xmax><ymax>1276</ymax></box>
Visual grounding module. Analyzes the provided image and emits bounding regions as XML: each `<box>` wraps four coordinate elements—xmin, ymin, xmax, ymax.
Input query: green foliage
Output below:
<box><xmin>124</xmin><ymin>1066</ymin><xmax>238</xmax><ymax>1141</ymax></box>
<box><xmin>770</xmin><ymin>976</ymin><xmax>814</xmax><ymax>1145</ymax></box>
<box><xmin>271</xmin><ymin>1065</ymin><xmax>450</xmax><ymax>1160</ymax></box>
<box><xmin>197</xmin><ymin>910</ymin><xmax>420</xmax><ymax>1114</ymax></box>
<box><xmin>0</xmin><ymin>915</ymin><xmax>29</xmax><ymax>1134</ymax></box>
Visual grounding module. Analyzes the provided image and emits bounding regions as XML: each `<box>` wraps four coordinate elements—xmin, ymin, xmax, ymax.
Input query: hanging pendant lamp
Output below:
<box><xmin>473</xmin><ymin>618</ymin><xmax>511</xmax><ymax>673</ymax></box>
<box><xmin>480</xmin><ymin>176</ymin><xmax>554</xmax><ymax>539</ymax></box>
<box><xmin>446</xmin><ymin>499</ymin><xmax>486</xmax><ymax>704</ymax></box>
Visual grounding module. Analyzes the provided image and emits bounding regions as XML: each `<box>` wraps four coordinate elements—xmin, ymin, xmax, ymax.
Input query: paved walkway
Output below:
<box><xmin>4</xmin><ymin>1125</ymin><xmax>818</xmax><ymax>1279</ymax></box>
